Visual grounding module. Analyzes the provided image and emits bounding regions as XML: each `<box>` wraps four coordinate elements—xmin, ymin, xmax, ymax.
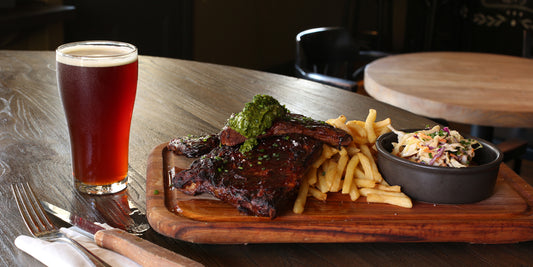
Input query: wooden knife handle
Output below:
<box><xmin>94</xmin><ymin>228</ymin><xmax>203</xmax><ymax>267</ymax></box>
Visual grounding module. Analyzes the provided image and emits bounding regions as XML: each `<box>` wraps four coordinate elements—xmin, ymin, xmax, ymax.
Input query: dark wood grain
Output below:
<box><xmin>1</xmin><ymin>50</ymin><xmax>533</xmax><ymax>266</ymax></box>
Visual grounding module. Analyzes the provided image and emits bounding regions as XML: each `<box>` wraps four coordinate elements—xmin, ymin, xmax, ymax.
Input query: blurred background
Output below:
<box><xmin>3</xmin><ymin>0</ymin><xmax>531</xmax><ymax>69</ymax></box>
<box><xmin>1</xmin><ymin>0</ymin><xmax>531</xmax><ymax>180</ymax></box>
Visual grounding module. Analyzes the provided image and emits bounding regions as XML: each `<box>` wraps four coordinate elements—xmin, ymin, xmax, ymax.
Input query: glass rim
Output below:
<box><xmin>56</xmin><ymin>41</ymin><xmax>137</xmax><ymax>59</ymax></box>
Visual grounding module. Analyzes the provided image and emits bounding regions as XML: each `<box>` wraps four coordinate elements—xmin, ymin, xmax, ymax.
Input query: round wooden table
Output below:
<box><xmin>364</xmin><ymin>52</ymin><xmax>533</xmax><ymax>139</ymax></box>
<box><xmin>1</xmin><ymin>50</ymin><xmax>533</xmax><ymax>267</ymax></box>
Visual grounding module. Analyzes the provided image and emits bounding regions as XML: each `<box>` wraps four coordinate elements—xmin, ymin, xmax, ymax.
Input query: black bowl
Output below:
<box><xmin>375</xmin><ymin>130</ymin><xmax>503</xmax><ymax>204</ymax></box>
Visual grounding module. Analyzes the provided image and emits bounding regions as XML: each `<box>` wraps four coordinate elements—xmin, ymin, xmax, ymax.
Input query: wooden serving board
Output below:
<box><xmin>146</xmin><ymin>143</ymin><xmax>533</xmax><ymax>244</ymax></box>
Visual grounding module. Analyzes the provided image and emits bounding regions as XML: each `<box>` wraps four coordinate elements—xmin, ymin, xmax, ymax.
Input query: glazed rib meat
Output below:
<box><xmin>172</xmin><ymin>134</ymin><xmax>323</xmax><ymax>218</ymax></box>
<box><xmin>168</xmin><ymin>134</ymin><xmax>219</xmax><ymax>158</ymax></box>
<box><xmin>219</xmin><ymin>113</ymin><xmax>352</xmax><ymax>148</ymax></box>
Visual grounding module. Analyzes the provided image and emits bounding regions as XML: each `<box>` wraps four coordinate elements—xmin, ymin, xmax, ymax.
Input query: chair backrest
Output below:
<box><xmin>295</xmin><ymin>27</ymin><xmax>359</xmax><ymax>80</ymax></box>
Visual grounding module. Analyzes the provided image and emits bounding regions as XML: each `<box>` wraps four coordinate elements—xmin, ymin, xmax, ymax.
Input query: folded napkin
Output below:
<box><xmin>15</xmin><ymin>227</ymin><xmax>141</xmax><ymax>267</ymax></box>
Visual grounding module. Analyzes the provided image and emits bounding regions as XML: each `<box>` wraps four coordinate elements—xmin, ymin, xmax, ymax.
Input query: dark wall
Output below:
<box><xmin>461</xmin><ymin>0</ymin><xmax>533</xmax><ymax>57</ymax></box>
<box><xmin>404</xmin><ymin>0</ymin><xmax>533</xmax><ymax>57</ymax></box>
<box><xmin>63</xmin><ymin>0</ymin><xmax>193</xmax><ymax>59</ymax></box>
<box><xmin>192</xmin><ymin>0</ymin><xmax>350</xmax><ymax>71</ymax></box>
<box><xmin>61</xmin><ymin>0</ymin><xmax>532</xmax><ymax>70</ymax></box>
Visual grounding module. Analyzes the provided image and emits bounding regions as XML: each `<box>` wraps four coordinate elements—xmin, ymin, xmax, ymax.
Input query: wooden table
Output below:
<box><xmin>1</xmin><ymin>50</ymin><xmax>533</xmax><ymax>266</ymax></box>
<box><xmin>364</xmin><ymin>52</ymin><xmax>533</xmax><ymax>140</ymax></box>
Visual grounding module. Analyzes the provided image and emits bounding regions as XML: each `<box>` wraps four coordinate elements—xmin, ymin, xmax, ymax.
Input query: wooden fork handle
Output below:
<box><xmin>94</xmin><ymin>228</ymin><xmax>203</xmax><ymax>267</ymax></box>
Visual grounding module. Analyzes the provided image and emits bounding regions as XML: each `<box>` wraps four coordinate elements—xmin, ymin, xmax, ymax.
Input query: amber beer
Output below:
<box><xmin>56</xmin><ymin>41</ymin><xmax>138</xmax><ymax>194</ymax></box>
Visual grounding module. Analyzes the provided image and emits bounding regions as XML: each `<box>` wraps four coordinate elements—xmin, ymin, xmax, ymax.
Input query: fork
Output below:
<box><xmin>12</xmin><ymin>183</ymin><xmax>111</xmax><ymax>267</ymax></box>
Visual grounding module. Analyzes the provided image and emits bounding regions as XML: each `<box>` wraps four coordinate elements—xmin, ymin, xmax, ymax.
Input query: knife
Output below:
<box><xmin>41</xmin><ymin>201</ymin><xmax>203</xmax><ymax>267</ymax></box>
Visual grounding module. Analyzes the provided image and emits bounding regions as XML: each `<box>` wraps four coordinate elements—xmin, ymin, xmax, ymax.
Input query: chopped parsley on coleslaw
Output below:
<box><xmin>389</xmin><ymin>125</ymin><xmax>482</xmax><ymax>168</ymax></box>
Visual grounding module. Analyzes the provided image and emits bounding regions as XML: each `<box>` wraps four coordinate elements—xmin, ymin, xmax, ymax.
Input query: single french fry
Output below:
<box><xmin>293</xmin><ymin>176</ymin><xmax>309</xmax><ymax>214</ymax></box>
<box><xmin>326</xmin><ymin>115</ymin><xmax>347</xmax><ymax>125</ymax></box>
<box><xmin>371</xmin><ymin>143</ymin><xmax>378</xmax><ymax>153</ymax></box>
<box><xmin>307</xmin><ymin>167</ymin><xmax>318</xmax><ymax>185</ymax></box>
<box><xmin>359</xmin><ymin>188</ymin><xmax>407</xmax><ymax>197</ymax></box>
<box><xmin>375</xmin><ymin>119</ymin><xmax>392</xmax><ymax>136</ymax></box>
<box><xmin>312</xmin><ymin>154</ymin><xmax>327</xmax><ymax>169</ymax></box>
<box><xmin>349</xmin><ymin>182</ymin><xmax>361</xmax><ymax>201</ymax></box>
<box><xmin>359</xmin><ymin>144</ymin><xmax>373</xmax><ymax>160</ymax></box>
<box><xmin>331</xmin><ymin>147</ymin><xmax>348</xmax><ymax>192</ymax></box>
<box><xmin>317</xmin><ymin>167</ymin><xmax>330</xmax><ymax>193</ymax></box>
<box><xmin>346</xmin><ymin>143</ymin><xmax>360</xmax><ymax>157</ymax></box>
<box><xmin>360</xmin><ymin>144</ymin><xmax>383</xmax><ymax>182</ymax></box>
<box><xmin>326</xmin><ymin>115</ymin><xmax>350</xmax><ymax>135</ymax></box>
<box><xmin>354</xmin><ymin>120</ymin><xmax>366</xmax><ymax>128</ymax></box>
<box><xmin>375</xmin><ymin>184</ymin><xmax>401</xmax><ymax>192</ymax></box>
<box><xmin>346</xmin><ymin>120</ymin><xmax>366</xmax><ymax>134</ymax></box>
<box><xmin>357</xmin><ymin>153</ymin><xmax>374</xmax><ymax>181</ymax></box>
<box><xmin>374</xmin><ymin>117</ymin><xmax>391</xmax><ymax>128</ymax></box>
<box><xmin>354</xmin><ymin>168</ymin><xmax>367</xmax><ymax>180</ymax></box>
<box><xmin>324</xmin><ymin>159</ymin><xmax>338</xmax><ymax>191</ymax></box>
<box><xmin>346</xmin><ymin>120</ymin><xmax>367</xmax><ymax>144</ymax></box>
<box><xmin>308</xmin><ymin>187</ymin><xmax>327</xmax><ymax>201</ymax></box>
<box><xmin>353</xmin><ymin>178</ymin><xmax>376</xmax><ymax>188</ymax></box>
<box><xmin>352</xmin><ymin>137</ymin><xmax>368</xmax><ymax>145</ymax></box>
<box><xmin>312</xmin><ymin>144</ymin><xmax>338</xmax><ymax>168</ymax></box>
<box><xmin>376</xmin><ymin>128</ymin><xmax>391</xmax><ymax>138</ymax></box>
<box><xmin>342</xmin><ymin>154</ymin><xmax>360</xmax><ymax>194</ymax></box>
<box><xmin>371</xmin><ymin>163</ymin><xmax>383</xmax><ymax>183</ymax></box>
<box><xmin>365</xmin><ymin>109</ymin><xmax>377</xmax><ymax>143</ymax></box>
<box><xmin>367</xmin><ymin>193</ymin><xmax>413</xmax><ymax>208</ymax></box>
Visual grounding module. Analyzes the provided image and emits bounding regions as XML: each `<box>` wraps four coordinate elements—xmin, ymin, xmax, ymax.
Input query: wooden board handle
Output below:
<box><xmin>94</xmin><ymin>228</ymin><xmax>203</xmax><ymax>267</ymax></box>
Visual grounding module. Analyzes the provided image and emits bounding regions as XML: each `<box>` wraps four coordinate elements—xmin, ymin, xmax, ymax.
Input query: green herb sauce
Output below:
<box><xmin>227</xmin><ymin>95</ymin><xmax>288</xmax><ymax>153</ymax></box>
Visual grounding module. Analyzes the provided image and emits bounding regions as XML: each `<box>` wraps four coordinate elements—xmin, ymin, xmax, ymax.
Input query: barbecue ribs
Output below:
<box><xmin>170</xmin><ymin>112</ymin><xmax>352</xmax><ymax>218</ymax></box>
<box><xmin>173</xmin><ymin>134</ymin><xmax>323</xmax><ymax>218</ymax></box>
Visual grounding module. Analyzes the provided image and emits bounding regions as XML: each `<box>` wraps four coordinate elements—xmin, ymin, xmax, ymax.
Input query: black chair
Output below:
<box><xmin>295</xmin><ymin>27</ymin><xmax>360</xmax><ymax>92</ymax></box>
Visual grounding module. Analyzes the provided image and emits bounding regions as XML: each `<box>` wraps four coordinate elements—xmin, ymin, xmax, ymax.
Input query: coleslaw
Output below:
<box><xmin>389</xmin><ymin>125</ymin><xmax>482</xmax><ymax>168</ymax></box>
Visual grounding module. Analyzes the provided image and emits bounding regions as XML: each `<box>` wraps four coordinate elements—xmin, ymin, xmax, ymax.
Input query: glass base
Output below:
<box><xmin>75</xmin><ymin>176</ymin><xmax>128</xmax><ymax>195</ymax></box>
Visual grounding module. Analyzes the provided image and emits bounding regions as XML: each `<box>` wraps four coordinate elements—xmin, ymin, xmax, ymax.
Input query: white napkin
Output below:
<box><xmin>14</xmin><ymin>227</ymin><xmax>141</xmax><ymax>267</ymax></box>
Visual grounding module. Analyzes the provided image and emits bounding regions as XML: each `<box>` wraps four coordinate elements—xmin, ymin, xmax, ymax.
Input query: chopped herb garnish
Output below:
<box><xmin>227</xmin><ymin>95</ymin><xmax>289</xmax><ymax>153</ymax></box>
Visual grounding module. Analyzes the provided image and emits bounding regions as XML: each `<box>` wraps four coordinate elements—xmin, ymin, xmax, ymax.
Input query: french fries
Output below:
<box><xmin>293</xmin><ymin>109</ymin><xmax>413</xmax><ymax>214</ymax></box>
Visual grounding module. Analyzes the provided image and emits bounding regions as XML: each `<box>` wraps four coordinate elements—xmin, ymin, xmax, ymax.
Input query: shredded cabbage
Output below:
<box><xmin>389</xmin><ymin>125</ymin><xmax>482</xmax><ymax>168</ymax></box>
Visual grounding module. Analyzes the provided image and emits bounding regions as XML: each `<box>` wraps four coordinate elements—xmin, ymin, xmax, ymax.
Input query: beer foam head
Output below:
<box><xmin>56</xmin><ymin>41</ymin><xmax>137</xmax><ymax>67</ymax></box>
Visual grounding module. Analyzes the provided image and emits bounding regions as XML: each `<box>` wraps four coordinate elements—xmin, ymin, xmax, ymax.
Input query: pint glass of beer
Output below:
<box><xmin>56</xmin><ymin>41</ymin><xmax>138</xmax><ymax>195</ymax></box>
